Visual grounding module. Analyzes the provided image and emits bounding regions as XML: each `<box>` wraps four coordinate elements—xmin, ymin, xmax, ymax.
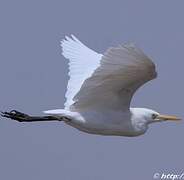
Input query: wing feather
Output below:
<box><xmin>71</xmin><ymin>43</ymin><xmax>157</xmax><ymax>111</ymax></box>
<box><xmin>61</xmin><ymin>35</ymin><xmax>103</xmax><ymax>109</ymax></box>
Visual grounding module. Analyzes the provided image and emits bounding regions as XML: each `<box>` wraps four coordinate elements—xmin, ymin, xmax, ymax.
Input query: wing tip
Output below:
<box><xmin>60</xmin><ymin>34</ymin><xmax>78</xmax><ymax>42</ymax></box>
<box><xmin>60</xmin><ymin>34</ymin><xmax>82</xmax><ymax>49</ymax></box>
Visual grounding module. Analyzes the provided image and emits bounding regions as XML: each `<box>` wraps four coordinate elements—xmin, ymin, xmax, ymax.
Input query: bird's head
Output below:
<box><xmin>131</xmin><ymin>108</ymin><xmax>181</xmax><ymax>133</ymax></box>
<box><xmin>131</xmin><ymin>108</ymin><xmax>181</xmax><ymax>124</ymax></box>
<box><xmin>145</xmin><ymin>109</ymin><xmax>180</xmax><ymax>124</ymax></box>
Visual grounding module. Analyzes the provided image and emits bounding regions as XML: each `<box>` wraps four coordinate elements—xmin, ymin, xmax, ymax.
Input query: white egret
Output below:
<box><xmin>1</xmin><ymin>35</ymin><xmax>180</xmax><ymax>137</ymax></box>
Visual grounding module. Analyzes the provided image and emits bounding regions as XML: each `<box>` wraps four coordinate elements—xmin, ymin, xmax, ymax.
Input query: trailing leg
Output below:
<box><xmin>1</xmin><ymin>110</ymin><xmax>71</xmax><ymax>122</ymax></box>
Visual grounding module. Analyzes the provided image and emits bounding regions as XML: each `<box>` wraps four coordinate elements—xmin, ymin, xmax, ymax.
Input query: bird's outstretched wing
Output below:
<box><xmin>61</xmin><ymin>35</ymin><xmax>103</xmax><ymax>109</ymax></box>
<box><xmin>61</xmin><ymin>35</ymin><xmax>157</xmax><ymax>111</ymax></box>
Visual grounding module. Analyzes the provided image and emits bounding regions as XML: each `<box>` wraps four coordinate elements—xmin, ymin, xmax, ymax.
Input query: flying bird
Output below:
<box><xmin>1</xmin><ymin>35</ymin><xmax>181</xmax><ymax>136</ymax></box>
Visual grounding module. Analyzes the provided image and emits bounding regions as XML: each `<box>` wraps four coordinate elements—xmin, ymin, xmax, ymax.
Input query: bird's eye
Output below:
<box><xmin>152</xmin><ymin>114</ymin><xmax>157</xmax><ymax>119</ymax></box>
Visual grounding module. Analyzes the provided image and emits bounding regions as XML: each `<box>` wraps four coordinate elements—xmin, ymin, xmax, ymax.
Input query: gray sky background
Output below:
<box><xmin>0</xmin><ymin>0</ymin><xmax>183</xmax><ymax>179</ymax></box>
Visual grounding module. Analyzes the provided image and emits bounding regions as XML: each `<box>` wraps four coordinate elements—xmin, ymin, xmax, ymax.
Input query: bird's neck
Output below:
<box><xmin>130</xmin><ymin>108</ymin><xmax>149</xmax><ymax>133</ymax></box>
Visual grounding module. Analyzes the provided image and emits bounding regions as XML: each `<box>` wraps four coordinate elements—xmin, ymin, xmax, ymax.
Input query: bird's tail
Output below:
<box><xmin>43</xmin><ymin>109</ymin><xmax>69</xmax><ymax>115</ymax></box>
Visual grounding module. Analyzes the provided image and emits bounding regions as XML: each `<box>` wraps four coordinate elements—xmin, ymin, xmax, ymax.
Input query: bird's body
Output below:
<box><xmin>1</xmin><ymin>35</ymin><xmax>180</xmax><ymax>136</ymax></box>
<box><xmin>44</xmin><ymin>108</ymin><xmax>137</xmax><ymax>136</ymax></box>
<box><xmin>44</xmin><ymin>108</ymin><xmax>160</xmax><ymax>136</ymax></box>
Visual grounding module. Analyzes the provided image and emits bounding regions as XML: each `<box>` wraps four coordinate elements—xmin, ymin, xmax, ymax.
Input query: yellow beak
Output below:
<box><xmin>157</xmin><ymin>114</ymin><xmax>181</xmax><ymax>121</ymax></box>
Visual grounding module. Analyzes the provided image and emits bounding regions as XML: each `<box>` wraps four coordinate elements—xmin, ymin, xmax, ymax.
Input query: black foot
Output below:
<box><xmin>1</xmin><ymin>110</ymin><xmax>30</xmax><ymax>122</ymax></box>
<box><xmin>1</xmin><ymin>110</ymin><xmax>72</xmax><ymax>122</ymax></box>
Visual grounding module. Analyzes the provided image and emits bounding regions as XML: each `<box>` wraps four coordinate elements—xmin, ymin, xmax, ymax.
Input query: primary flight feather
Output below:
<box><xmin>1</xmin><ymin>35</ymin><xmax>180</xmax><ymax>137</ymax></box>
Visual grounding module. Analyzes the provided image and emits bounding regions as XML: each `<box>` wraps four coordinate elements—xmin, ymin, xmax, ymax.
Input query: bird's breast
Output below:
<box><xmin>66</xmin><ymin>110</ymin><xmax>141</xmax><ymax>136</ymax></box>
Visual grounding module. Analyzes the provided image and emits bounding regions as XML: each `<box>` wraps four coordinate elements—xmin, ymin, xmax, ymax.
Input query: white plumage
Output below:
<box><xmin>44</xmin><ymin>35</ymin><xmax>179</xmax><ymax>137</ymax></box>
<box><xmin>61</xmin><ymin>35</ymin><xmax>103</xmax><ymax>108</ymax></box>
